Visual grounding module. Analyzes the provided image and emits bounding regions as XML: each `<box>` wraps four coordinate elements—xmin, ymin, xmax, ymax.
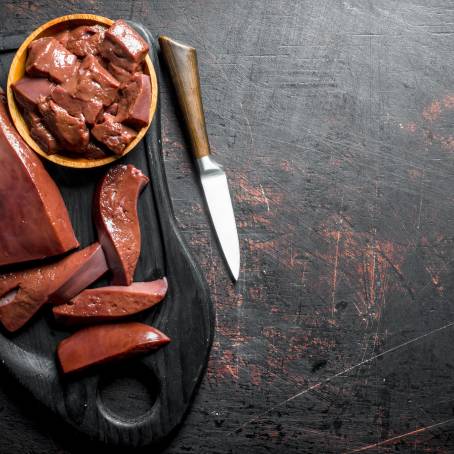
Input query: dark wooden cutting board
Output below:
<box><xmin>0</xmin><ymin>24</ymin><xmax>214</xmax><ymax>448</ymax></box>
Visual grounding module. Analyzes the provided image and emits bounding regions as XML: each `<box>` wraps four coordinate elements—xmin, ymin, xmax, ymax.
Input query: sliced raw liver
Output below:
<box><xmin>39</xmin><ymin>99</ymin><xmax>89</xmax><ymax>152</ymax></box>
<box><xmin>26</xmin><ymin>37</ymin><xmax>78</xmax><ymax>83</ymax></box>
<box><xmin>0</xmin><ymin>89</ymin><xmax>78</xmax><ymax>266</ymax></box>
<box><xmin>94</xmin><ymin>164</ymin><xmax>149</xmax><ymax>285</ymax></box>
<box><xmin>73</xmin><ymin>54</ymin><xmax>120</xmax><ymax>106</ymax></box>
<box><xmin>51</xmin><ymin>84</ymin><xmax>103</xmax><ymax>125</ymax></box>
<box><xmin>57</xmin><ymin>322</ymin><xmax>170</xmax><ymax>374</ymax></box>
<box><xmin>53</xmin><ymin>278</ymin><xmax>168</xmax><ymax>324</ymax></box>
<box><xmin>117</xmin><ymin>73</ymin><xmax>151</xmax><ymax>128</ymax></box>
<box><xmin>99</xmin><ymin>20</ymin><xmax>149</xmax><ymax>71</ymax></box>
<box><xmin>65</xmin><ymin>25</ymin><xmax>106</xmax><ymax>57</ymax></box>
<box><xmin>12</xmin><ymin>77</ymin><xmax>54</xmax><ymax>111</ymax></box>
<box><xmin>91</xmin><ymin>114</ymin><xmax>137</xmax><ymax>155</ymax></box>
<box><xmin>25</xmin><ymin>111</ymin><xmax>59</xmax><ymax>155</ymax></box>
<box><xmin>105</xmin><ymin>102</ymin><xmax>118</xmax><ymax>116</ymax></box>
<box><xmin>0</xmin><ymin>243</ymin><xmax>107</xmax><ymax>332</ymax></box>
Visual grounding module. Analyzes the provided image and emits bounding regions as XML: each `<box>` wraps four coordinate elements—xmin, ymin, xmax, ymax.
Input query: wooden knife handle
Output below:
<box><xmin>159</xmin><ymin>35</ymin><xmax>210</xmax><ymax>159</ymax></box>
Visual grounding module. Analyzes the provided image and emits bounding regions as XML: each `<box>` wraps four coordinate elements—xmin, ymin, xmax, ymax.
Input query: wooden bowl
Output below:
<box><xmin>6</xmin><ymin>14</ymin><xmax>158</xmax><ymax>169</ymax></box>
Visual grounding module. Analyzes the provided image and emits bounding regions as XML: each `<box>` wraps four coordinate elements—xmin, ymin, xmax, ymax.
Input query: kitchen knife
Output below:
<box><xmin>159</xmin><ymin>35</ymin><xmax>240</xmax><ymax>281</ymax></box>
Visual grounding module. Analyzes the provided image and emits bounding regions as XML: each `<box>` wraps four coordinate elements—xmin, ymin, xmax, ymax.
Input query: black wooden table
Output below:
<box><xmin>2</xmin><ymin>1</ymin><xmax>454</xmax><ymax>452</ymax></box>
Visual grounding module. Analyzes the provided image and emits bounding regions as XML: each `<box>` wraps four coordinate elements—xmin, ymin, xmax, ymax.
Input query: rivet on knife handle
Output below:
<box><xmin>159</xmin><ymin>35</ymin><xmax>210</xmax><ymax>159</ymax></box>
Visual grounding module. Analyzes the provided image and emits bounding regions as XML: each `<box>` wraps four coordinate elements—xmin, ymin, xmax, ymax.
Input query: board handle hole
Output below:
<box><xmin>96</xmin><ymin>362</ymin><xmax>160</xmax><ymax>423</ymax></box>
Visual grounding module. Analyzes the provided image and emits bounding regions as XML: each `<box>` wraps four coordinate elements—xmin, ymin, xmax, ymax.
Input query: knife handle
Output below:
<box><xmin>159</xmin><ymin>35</ymin><xmax>210</xmax><ymax>159</ymax></box>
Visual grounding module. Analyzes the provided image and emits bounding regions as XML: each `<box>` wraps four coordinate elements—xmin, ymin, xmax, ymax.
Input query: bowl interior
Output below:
<box><xmin>6</xmin><ymin>14</ymin><xmax>158</xmax><ymax>169</ymax></box>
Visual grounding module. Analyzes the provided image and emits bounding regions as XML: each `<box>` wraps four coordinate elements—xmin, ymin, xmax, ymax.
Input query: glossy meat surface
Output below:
<box><xmin>25</xmin><ymin>111</ymin><xmax>59</xmax><ymax>155</ymax></box>
<box><xmin>57</xmin><ymin>322</ymin><xmax>170</xmax><ymax>374</ymax></box>
<box><xmin>39</xmin><ymin>99</ymin><xmax>89</xmax><ymax>152</ymax></box>
<box><xmin>99</xmin><ymin>20</ymin><xmax>149</xmax><ymax>71</ymax></box>
<box><xmin>91</xmin><ymin>114</ymin><xmax>137</xmax><ymax>155</ymax></box>
<box><xmin>0</xmin><ymin>243</ymin><xmax>107</xmax><ymax>332</ymax></box>
<box><xmin>72</xmin><ymin>54</ymin><xmax>120</xmax><ymax>106</ymax></box>
<box><xmin>0</xmin><ymin>90</ymin><xmax>78</xmax><ymax>266</ymax></box>
<box><xmin>66</xmin><ymin>25</ymin><xmax>106</xmax><ymax>57</ymax></box>
<box><xmin>26</xmin><ymin>37</ymin><xmax>78</xmax><ymax>83</ymax></box>
<box><xmin>117</xmin><ymin>73</ymin><xmax>151</xmax><ymax>128</ymax></box>
<box><xmin>12</xmin><ymin>77</ymin><xmax>54</xmax><ymax>111</ymax></box>
<box><xmin>14</xmin><ymin>20</ymin><xmax>151</xmax><ymax>158</ymax></box>
<box><xmin>53</xmin><ymin>278</ymin><xmax>168</xmax><ymax>324</ymax></box>
<box><xmin>51</xmin><ymin>84</ymin><xmax>103</xmax><ymax>125</ymax></box>
<box><xmin>94</xmin><ymin>164</ymin><xmax>149</xmax><ymax>285</ymax></box>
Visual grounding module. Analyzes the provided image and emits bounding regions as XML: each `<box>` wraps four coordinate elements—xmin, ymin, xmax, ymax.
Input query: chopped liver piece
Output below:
<box><xmin>39</xmin><ymin>99</ymin><xmax>89</xmax><ymax>152</ymax></box>
<box><xmin>94</xmin><ymin>164</ymin><xmax>149</xmax><ymax>285</ymax></box>
<box><xmin>99</xmin><ymin>19</ymin><xmax>149</xmax><ymax>71</ymax></box>
<box><xmin>51</xmin><ymin>84</ymin><xmax>103</xmax><ymax>125</ymax></box>
<box><xmin>105</xmin><ymin>102</ymin><xmax>118</xmax><ymax>115</ymax></box>
<box><xmin>57</xmin><ymin>322</ymin><xmax>170</xmax><ymax>374</ymax></box>
<box><xmin>83</xmin><ymin>141</ymin><xmax>110</xmax><ymax>159</ymax></box>
<box><xmin>0</xmin><ymin>89</ymin><xmax>78</xmax><ymax>266</ymax></box>
<box><xmin>26</xmin><ymin>37</ymin><xmax>78</xmax><ymax>83</ymax></box>
<box><xmin>55</xmin><ymin>30</ymin><xmax>70</xmax><ymax>47</ymax></box>
<box><xmin>66</xmin><ymin>25</ymin><xmax>106</xmax><ymax>57</ymax></box>
<box><xmin>74</xmin><ymin>54</ymin><xmax>120</xmax><ymax>106</ymax></box>
<box><xmin>91</xmin><ymin>114</ymin><xmax>137</xmax><ymax>155</ymax></box>
<box><xmin>25</xmin><ymin>111</ymin><xmax>59</xmax><ymax>155</ymax></box>
<box><xmin>14</xmin><ymin>20</ymin><xmax>151</xmax><ymax>159</ymax></box>
<box><xmin>12</xmin><ymin>77</ymin><xmax>54</xmax><ymax>111</ymax></box>
<box><xmin>53</xmin><ymin>278</ymin><xmax>168</xmax><ymax>324</ymax></box>
<box><xmin>117</xmin><ymin>73</ymin><xmax>151</xmax><ymax>128</ymax></box>
<box><xmin>107</xmin><ymin>62</ymin><xmax>134</xmax><ymax>83</ymax></box>
<box><xmin>0</xmin><ymin>243</ymin><xmax>107</xmax><ymax>332</ymax></box>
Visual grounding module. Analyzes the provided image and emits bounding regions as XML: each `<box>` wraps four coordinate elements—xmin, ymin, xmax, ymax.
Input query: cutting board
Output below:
<box><xmin>0</xmin><ymin>24</ymin><xmax>214</xmax><ymax>448</ymax></box>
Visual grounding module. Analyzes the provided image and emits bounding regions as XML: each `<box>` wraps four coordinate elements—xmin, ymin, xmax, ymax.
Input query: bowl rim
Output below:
<box><xmin>6</xmin><ymin>13</ymin><xmax>158</xmax><ymax>169</ymax></box>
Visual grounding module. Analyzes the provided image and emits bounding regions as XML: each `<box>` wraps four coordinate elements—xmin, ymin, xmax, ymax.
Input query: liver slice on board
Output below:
<box><xmin>94</xmin><ymin>164</ymin><xmax>149</xmax><ymax>285</ymax></box>
<box><xmin>53</xmin><ymin>278</ymin><xmax>168</xmax><ymax>324</ymax></box>
<box><xmin>0</xmin><ymin>243</ymin><xmax>108</xmax><ymax>332</ymax></box>
<box><xmin>57</xmin><ymin>322</ymin><xmax>170</xmax><ymax>374</ymax></box>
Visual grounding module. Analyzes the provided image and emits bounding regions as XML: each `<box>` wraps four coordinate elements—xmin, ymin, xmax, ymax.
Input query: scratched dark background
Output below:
<box><xmin>1</xmin><ymin>0</ymin><xmax>454</xmax><ymax>453</ymax></box>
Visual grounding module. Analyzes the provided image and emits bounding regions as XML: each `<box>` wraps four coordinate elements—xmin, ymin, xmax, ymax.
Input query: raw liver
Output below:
<box><xmin>0</xmin><ymin>89</ymin><xmax>78</xmax><ymax>266</ymax></box>
<box><xmin>50</xmin><ymin>84</ymin><xmax>103</xmax><ymax>125</ymax></box>
<box><xmin>57</xmin><ymin>322</ymin><xmax>170</xmax><ymax>374</ymax></box>
<box><xmin>39</xmin><ymin>99</ymin><xmax>89</xmax><ymax>152</ymax></box>
<box><xmin>99</xmin><ymin>19</ymin><xmax>149</xmax><ymax>71</ymax></box>
<box><xmin>14</xmin><ymin>21</ymin><xmax>151</xmax><ymax>160</ymax></box>
<box><xmin>12</xmin><ymin>77</ymin><xmax>54</xmax><ymax>111</ymax></box>
<box><xmin>0</xmin><ymin>243</ymin><xmax>107</xmax><ymax>332</ymax></box>
<box><xmin>107</xmin><ymin>62</ymin><xmax>134</xmax><ymax>83</ymax></box>
<box><xmin>91</xmin><ymin>114</ymin><xmax>137</xmax><ymax>155</ymax></box>
<box><xmin>117</xmin><ymin>73</ymin><xmax>151</xmax><ymax>128</ymax></box>
<box><xmin>25</xmin><ymin>37</ymin><xmax>78</xmax><ymax>83</ymax></box>
<box><xmin>94</xmin><ymin>164</ymin><xmax>149</xmax><ymax>285</ymax></box>
<box><xmin>65</xmin><ymin>25</ymin><xmax>106</xmax><ymax>57</ymax></box>
<box><xmin>83</xmin><ymin>141</ymin><xmax>110</xmax><ymax>159</ymax></box>
<box><xmin>72</xmin><ymin>54</ymin><xmax>120</xmax><ymax>106</ymax></box>
<box><xmin>55</xmin><ymin>30</ymin><xmax>70</xmax><ymax>47</ymax></box>
<box><xmin>53</xmin><ymin>278</ymin><xmax>168</xmax><ymax>324</ymax></box>
<box><xmin>25</xmin><ymin>111</ymin><xmax>59</xmax><ymax>155</ymax></box>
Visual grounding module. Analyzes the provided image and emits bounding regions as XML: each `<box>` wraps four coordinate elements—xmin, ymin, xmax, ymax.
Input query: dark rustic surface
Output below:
<box><xmin>1</xmin><ymin>0</ymin><xmax>454</xmax><ymax>453</ymax></box>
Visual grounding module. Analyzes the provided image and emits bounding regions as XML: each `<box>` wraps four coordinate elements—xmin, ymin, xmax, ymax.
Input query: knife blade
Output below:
<box><xmin>159</xmin><ymin>36</ymin><xmax>240</xmax><ymax>281</ymax></box>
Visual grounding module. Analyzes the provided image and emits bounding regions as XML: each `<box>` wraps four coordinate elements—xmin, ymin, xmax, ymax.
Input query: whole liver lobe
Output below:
<box><xmin>0</xmin><ymin>90</ymin><xmax>79</xmax><ymax>266</ymax></box>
